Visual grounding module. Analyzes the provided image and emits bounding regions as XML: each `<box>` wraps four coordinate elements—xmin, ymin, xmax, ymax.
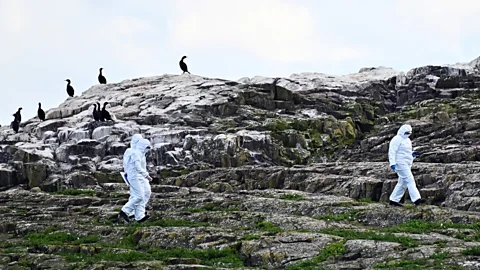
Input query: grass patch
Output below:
<box><xmin>383</xmin><ymin>220</ymin><xmax>480</xmax><ymax>241</ymax></box>
<box><xmin>430</xmin><ymin>252</ymin><xmax>451</xmax><ymax>260</ymax></box>
<box><xmin>241</xmin><ymin>234</ymin><xmax>262</xmax><ymax>241</ymax></box>
<box><xmin>254</xmin><ymin>221</ymin><xmax>282</xmax><ymax>235</ymax></box>
<box><xmin>383</xmin><ymin>220</ymin><xmax>480</xmax><ymax>234</ymax></box>
<box><xmin>1</xmin><ymin>248</ymin><xmax>24</xmax><ymax>253</ymax></box>
<box><xmin>463</xmin><ymin>245</ymin><xmax>480</xmax><ymax>256</ymax></box>
<box><xmin>373</xmin><ymin>259</ymin><xmax>429</xmax><ymax>269</ymax></box>
<box><xmin>52</xmin><ymin>189</ymin><xmax>97</xmax><ymax>196</ymax></box>
<box><xmin>374</xmin><ymin>252</ymin><xmax>462</xmax><ymax>269</ymax></box>
<box><xmin>279</xmin><ymin>194</ymin><xmax>304</xmax><ymax>201</ymax></box>
<box><xmin>321</xmin><ymin>229</ymin><xmax>418</xmax><ymax>248</ymax></box>
<box><xmin>25</xmin><ymin>231</ymin><xmax>100</xmax><ymax>246</ymax></box>
<box><xmin>15</xmin><ymin>209</ymin><xmax>29</xmax><ymax>215</ymax></box>
<box><xmin>63</xmin><ymin>246</ymin><xmax>245</xmax><ymax>267</ymax></box>
<box><xmin>285</xmin><ymin>241</ymin><xmax>347</xmax><ymax>270</ymax></box>
<box><xmin>129</xmin><ymin>218</ymin><xmax>210</xmax><ymax>228</ymax></box>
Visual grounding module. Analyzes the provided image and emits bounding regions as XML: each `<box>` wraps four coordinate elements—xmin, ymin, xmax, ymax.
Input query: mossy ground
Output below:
<box><xmin>2</xmin><ymin>186</ymin><xmax>480</xmax><ymax>269</ymax></box>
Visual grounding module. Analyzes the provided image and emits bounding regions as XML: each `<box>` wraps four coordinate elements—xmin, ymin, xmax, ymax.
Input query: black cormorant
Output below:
<box><xmin>102</xmin><ymin>102</ymin><xmax>112</xmax><ymax>121</ymax></box>
<box><xmin>97</xmin><ymin>102</ymin><xmax>104</xmax><ymax>121</ymax></box>
<box><xmin>14</xmin><ymin>107</ymin><xmax>22</xmax><ymax>123</ymax></box>
<box><xmin>98</xmin><ymin>68</ymin><xmax>107</xmax><ymax>84</ymax></box>
<box><xmin>65</xmin><ymin>79</ymin><xmax>74</xmax><ymax>97</ymax></box>
<box><xmin>179</xmin><ymin>56</ymin><xmax>190</xmax><ymax>74</ymax></box>
<box><xmin>92</xmin><ymin>104</ymin><xmax>101</xmax><ymax>121</ymax></box>
<box><xmin>37</xmin><ymin>103</ymin><xmax>45</xmax><ymax>121</ymax></box>
<box><xmin>11</xmin><ymin>115</ymin><xmax>19</xmax><ymax>133</ymax></box>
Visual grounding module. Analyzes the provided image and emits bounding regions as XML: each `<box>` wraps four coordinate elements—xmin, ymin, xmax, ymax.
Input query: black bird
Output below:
<box><xmin>101</xmin><ymin>102</ymin><xmax>112</xmax><ymax>121</ymax></box>
<box><xmin>14</xmin><ymin>107</ymin><xmax>22</xmax><ymax>123</ymax></box>
<box><xmin>37</xmin><ymin>103</ymin><xmax>45</xmax><ymax>121</ymax></box>
<box><xmin>97</xmin><ymin>102</ymin><xmax>104</xmax><ymax>121</ymax></box>
<box><xmin>98</xmin><ymin>68</ymin><xmax>107</xmax><ymax>84</ymax></box>
<box><xmin>65</xmin><ymin>79</ymin><xmax>74</xmax><ymax>97</ymax></box>
<box><xmin>179</xmin><ymin>56</ymin><xmax>190</xmax><ymax>74</ymax></box>
<box><xmin>11</xmin><ymin>115</ymin><xmax>19</xmax><ymax>133</ymax></box>
<box><xmin>92</xmin><ymin>104</ymin><xmax>101</xmax><ymax>121</ymax></box>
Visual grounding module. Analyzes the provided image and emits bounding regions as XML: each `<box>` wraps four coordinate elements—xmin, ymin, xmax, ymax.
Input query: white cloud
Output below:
<box><xmin>166</xmin><ymin>0</ymin><xmax>370</xmax><ymax>63</ymax></box>
<box><xmin>395</xmin><ymin>0</ymin><xmax>480</xmax><ymax>44</ymax></box>
<box><xmin>94</xmin><ymin>15</ymin><xmax>160</xmax><ymax>71</ymax></box>
<box><xmin>0</xmin><ymin>0</ymin><xmax>29</xmax><ymax>34</ymax></box>
<box><xmin>0</xmin><ymin>1</ymin><xmax>159</xmax><ymax>70</ymax></box>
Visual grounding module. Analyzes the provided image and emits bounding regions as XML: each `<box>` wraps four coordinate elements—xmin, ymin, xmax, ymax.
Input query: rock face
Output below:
<box><xmin>1</xmin><ymin>57</ymin><xmax>480</xmax><ymax>269</ymax></box>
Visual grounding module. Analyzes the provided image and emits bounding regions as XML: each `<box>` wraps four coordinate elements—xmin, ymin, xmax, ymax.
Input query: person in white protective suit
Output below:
<box><xmin>120</xmin><ymin>134</ymin><xmax>143</xmax><ymax>187</ymax></box>
<box><xmin>388</xmin><ymin>124</ymin><xmax>426</xmax><ymax>207</ymax></box>
<box><xmin>119</xmin><ymin>137</ymin><xmax>152</xmax><ymax>223</ymax></box>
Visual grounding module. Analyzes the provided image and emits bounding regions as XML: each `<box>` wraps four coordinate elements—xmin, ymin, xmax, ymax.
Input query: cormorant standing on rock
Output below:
<box><xmin>97</xmin><ymin>102</ymin><xmax>104</xmax><ymax>121</ymax></box>
<box><xmin>92</xmin><ymin>104</ymin><xmax>101</xmax><ymax>121</ymax></box>
<box><xmin>11</xmin><ymin>115</ymin><xmax>19</xmax><ymax>133</ymax></box>
<box><xmin>179</xmin><ymin>56</ymin><xmax>190</xmax><ymax>74</ymax></box>
<box><xmin>102</xmin><ymin>102</ymin><xmax>112</xmax><ymax>121</ymax></box>
<box><xmin>98</xmin><ymin>68</ymin><xmax>107</xmax><ymax>84</ymax></box>
<box><xmin>65</xmin><ymin>79</ymin><xmax>74</xmax><ymax>97</ymax></box>
<box><xmin>37</xmin><ymin>103</ymin><xmax>45</xmax><ymax>121</ymax></box>
<box><xmin>14</xmin><ymin>107</ymin><xmax>22</xmax><ymax>123</ymax></box>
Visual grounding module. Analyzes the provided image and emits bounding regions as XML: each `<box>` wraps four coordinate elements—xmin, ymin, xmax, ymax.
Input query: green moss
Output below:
<box><xmin>321</xmin><ymin>229</ymin><xmax>418</xmax><ymax>248</ymax></box>
<box><xmin>285</xmin><ymin>241</ymin><xmax>347</xmax><ymax>270</ymax></box>
<box><xmin>1</xmin><ymin>248</ymin><xmax>24</xmax><ymax>253</ymax></box>
<box><xmin>289</xmin><ymin>119</ymin><xmax>310</xmax><ymax>132</ymax></box>
<box><xmin>274</xmin><ymin>119</ymin><xmax>289</xmax><ymax>131</ymax></box>
<box><xmin>63</xmin><ymin>246</ymin><xmax>245</xmax><ymax>267</ymax></box>
<box><xmin>439</xmin><ymin>103</ymin><xmax>457</xmax><ymax>115</ymax></box>
<box><xmin>463</xmin><ymin>246</ymin><xmax>480</xmax><ymax>256</ymax></box>
<box><xmin>128</xmin><ymin>218</ymin><xmax>210</xmax><ymax>228</ymax></box>
<box><xmin>314</xmin><ymin>210</ymin><xmax>361</xmax><ymax>222</ymax></box>
<box><xmin>382</xmin><ymin>220</ymin><xmax>480</xmax><ymax>235</ymax></box>
<box><xmin>92</xmin><ymin>171</ymin><xmax>123</xmax><ymax>184</ymax></box>
<box><xmin>254</xmin><ymin>221</ymin><xmax>282</xmax><ymax>235</ymax></box>
<box><xmin>179</xmin><ymin>169</ymin><xmax>191</xmax><ymax>175</ymax></box>
<box><xmin>24</xmin><ymin>231</ymin><xmax>100</xmax><ymax>246</ymax></box>
<box><xmin>241</xmin><ymin>234</ymin><xmax>261</xmax><ymax>241</ymax></box>
<box><xmin>279</xmin><ymin>194</ymin><xmax>304</xmax><ymax>201</ymax></box>
<box><xmin>374</xmin><ymin>252</ymin><xmax>462</xmax><ymax>269</ymax></box>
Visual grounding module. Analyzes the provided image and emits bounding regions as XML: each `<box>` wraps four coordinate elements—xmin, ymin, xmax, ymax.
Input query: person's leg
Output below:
<box><xmin>140</xmin><ymin>179</ymin><xmax>152</xmax><ymax>210</ymax></box>
<box><xmin>124</xmin><ymin>194</ymin><xmax>134</xmax><ymax>217</ymax></box>
<box><xmin>121</xmin><ymin>178</ymin><xmax>144</xmax><ymax>221</ymax></box>
<box><xmin>402</xmin><ymin>169</ymin><xmax>424</xmax><ymax>204</ymax></box>
<box><xmin>389</xmin><ymin>171</ymin><xmax>407</xmax><ymax>203</ymax></box>
<box><xmin>133</xmin><ymin>181</ymin><xmax>147</xmax><ymax>221</ymax></box>
<box><xmin>134</xmin><ymin>179</ymin><xmax>152</xmax><ymax>221</ymax></box>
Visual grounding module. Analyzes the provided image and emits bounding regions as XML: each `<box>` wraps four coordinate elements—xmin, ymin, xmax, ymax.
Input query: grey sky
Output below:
<box><xmin>1</xmin><ymin>0</ymin><xmax>479</xmax><ymax>125</ymax></box>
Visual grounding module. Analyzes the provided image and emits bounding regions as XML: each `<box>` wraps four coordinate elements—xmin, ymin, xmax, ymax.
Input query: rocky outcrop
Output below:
<box><xmin>1</xmin><ymin>56</ymin><xmax>480</xmax><ymax>269</ymax></box>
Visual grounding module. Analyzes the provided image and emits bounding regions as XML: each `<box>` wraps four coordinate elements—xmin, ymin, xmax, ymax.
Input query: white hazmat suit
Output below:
<box><xmin>121</xmin><ymin>137</ymin><xmax>152</xmax><ymax>222</ymax></box>
<box><xmin>120</xmin><ymin>134</ymin><xmax>143</xmax><ymax>187</ymax></box>
<box><xmin>388</xmin><ymin>124</ymin><xmax>425</xmax><ymax>206</ymax></box>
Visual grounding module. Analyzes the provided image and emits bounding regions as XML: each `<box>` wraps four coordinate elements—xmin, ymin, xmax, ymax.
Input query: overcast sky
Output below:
<box><xmin>1</xmin><ymin>0</ymin><xmax>479</xmax><ymax>126</ymax></box>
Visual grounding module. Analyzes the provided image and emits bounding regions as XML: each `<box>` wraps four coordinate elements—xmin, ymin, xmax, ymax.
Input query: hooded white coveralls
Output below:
<box><xmin>388</xmin><ymin>124</ymin><xmax>421</xmax><ymax>203</ymax></box>
<box><xmin>121</xmin><ymin>137</ymin><xmax>152</xmax><ymax>221</ymax></box>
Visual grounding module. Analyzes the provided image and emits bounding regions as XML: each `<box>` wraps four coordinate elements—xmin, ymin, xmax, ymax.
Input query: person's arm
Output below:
<box><xmin>132</xmin><ymin>153</ymin><xmax>149</xmax><ymax>178</ymax></box>
<box><xmin>388</xmin><ymin>136</ymin><xmax>400</xmax><ymax>166</ymax></box>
